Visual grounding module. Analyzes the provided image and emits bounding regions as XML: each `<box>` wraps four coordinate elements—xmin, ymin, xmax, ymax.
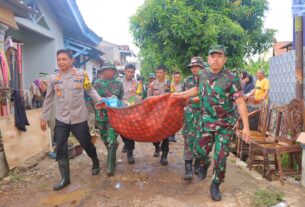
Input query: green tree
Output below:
<box><xmin>244</xmin><ymin>56</ymin><xmax>270</xmax><ymax>76</ymax></box>
<box><xmin>130</xmin><ymin>0</ymin><xmax>275</xmax><ymax>76</ymax></box>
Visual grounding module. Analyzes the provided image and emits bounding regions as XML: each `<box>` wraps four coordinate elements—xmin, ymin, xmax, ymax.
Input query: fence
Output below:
<box><xmin>269</xmin><ymin>51</ymin><xmax>296</xmax><ymax>105</ymax></box>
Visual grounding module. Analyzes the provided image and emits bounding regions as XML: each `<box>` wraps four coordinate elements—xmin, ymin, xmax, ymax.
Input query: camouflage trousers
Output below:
<box><xmin>182</xmin><ymin>105</ymin><xmax>201</xmax><ymax>161</ymax></box>
<box><xmin>98</xmin><ymin>121</ymin><xmax>119</xmax><ymax>146</ymax></box>
<box><xmin>194</xmin><ymin>127</ymin><xmax>233</xmax><ymax>184</ymax></box>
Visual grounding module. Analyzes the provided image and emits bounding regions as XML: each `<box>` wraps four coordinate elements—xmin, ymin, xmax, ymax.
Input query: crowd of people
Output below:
<box><xmin>40</xmin><ymin>45</ymin><xmax>255</xmax><ymax>202</ymax></box>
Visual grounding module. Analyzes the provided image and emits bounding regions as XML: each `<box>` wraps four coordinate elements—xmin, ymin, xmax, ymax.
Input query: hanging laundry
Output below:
<box><xmin>0</xmin><ymin>90</ymin><xmax>7</xmax><ymax>116</ymax></box>
<box><xmin>12</xmin><ymin>90</ymin><xmax>29</xmax><ymax>131</ymax></box>
<box><xmin>17</xmin><ymin>43</ymin><xmax>22</xmax><ymax>74</ymax></box>
<box><xmin>4</xmin><ymin>36</ymin><xmax>13</xmax><ymax>52</ymax></box>
<box><xmin>0</xmin><ymin>49</ymin><xmax>10</xmax><ymax>87</ymax></box>
<box><xmin>0</xmin><ymin>54</ymin><xmax>4</xmax><ymax>85</ymax></box>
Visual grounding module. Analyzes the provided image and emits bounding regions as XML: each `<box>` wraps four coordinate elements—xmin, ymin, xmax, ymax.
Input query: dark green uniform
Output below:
<box><xmin>93</xmin><ymin>77</ymin><xmax>124</xmax><ymax>175</ymax></box>
<box><xmin>93</xmin><ymin>79</ymin><xmax>123</xmax><ymax>144</ymax></box>
<box><xmin>182</xmin><ymin>75</ymin><xmax>201</xmax><ymax>161</ymax></box>
<box><xmin>196</xmin><ymin>68</ymin><xmax>243</xmax><ymax>184</ymax></box>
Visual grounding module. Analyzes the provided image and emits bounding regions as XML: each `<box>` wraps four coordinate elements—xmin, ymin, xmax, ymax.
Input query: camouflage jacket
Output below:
<box><xmin>198</xmin><ymin>68</ymin><xmax>243</xmax><ymax>129</ymax></box>
<box><xmin>93</xmin><ymin>78</ymin><xmax>124</xmax><ymax>122</ymax></box>
<box><xmin>183</xmin><ymin>75</ymin><xmax>197</xmax><ymax>91</ymax></box>
<box><xmin>183</xmin><ymin>75</ymin><xmax>200</xmax><ymax>108</ymax></box>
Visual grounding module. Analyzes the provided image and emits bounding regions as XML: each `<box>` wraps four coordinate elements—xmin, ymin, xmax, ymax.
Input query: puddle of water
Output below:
<box><xmin>133</xmin><ymin>164</ymin><xmax>153</xmax><ymax>173</ymax></box>
<box><xmin>40</xmin><ymin>188</ymin><xmax>88</xmax><ymax>207</ymax></box>
<box><xmin>114</xmin><ymin>182</ymin><xmax>122</xmax><ymax>190</ymax></box>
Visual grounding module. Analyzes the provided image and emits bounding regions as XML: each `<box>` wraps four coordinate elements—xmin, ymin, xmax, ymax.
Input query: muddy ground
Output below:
<box><xmin>0</xmin><ymin>132</ymin><xmax>305</xmax><ymax>207</ymax></box>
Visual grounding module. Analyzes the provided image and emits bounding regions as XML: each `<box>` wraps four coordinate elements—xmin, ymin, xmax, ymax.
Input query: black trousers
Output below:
<box><xmin>54</xmin><ymin>119</ymin><xmax>97</xmax><ymax>160</ymax></box>
<box><xmin>153</xmin><ymin>137</ymin><xmax>169</xmax><ymax>152</ymax></box>
<box><xmin>121</xmin><ymin>136</ymin><xmax>135</xmax><ymax>150</ymax></box>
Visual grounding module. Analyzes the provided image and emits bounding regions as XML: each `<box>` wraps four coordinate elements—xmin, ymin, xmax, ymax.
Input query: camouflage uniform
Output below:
<box><xmin>93</xmin><ymin>78</ymin><xmax>124</xmax><ymax>146</ymax></box>
<box><xmin>196</xmin><ymin>68</ymin><xmax>243</xmax><ymax>184</ymax></box>
<box><xmin>93</xmin><ymin>65</ymin><xmax>124</xmax><ymax>175</ymax></box>
<box><xmin>143</xmin><ymin>73</ymin><xmax>156</xmax><ymax>99</ymax></box>
<box><xmin>182</xmin><ymin>75</ymin><xmax>201</xmax><ymax>161</ymax></box>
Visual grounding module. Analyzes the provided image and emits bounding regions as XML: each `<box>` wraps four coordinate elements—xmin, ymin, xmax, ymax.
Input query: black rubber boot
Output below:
<box><xmin>194</xmin><ymin>159</ymin><xmax>200</xmax><ymax>175</ymax></box>
<box><xmin>91</xmin><ymin>157</ymin><xmax>100</xmax><ymax>175</ymax></box>
<box><xmin>153</xmin><ymin>146</ymin><xmax>160</xmax><ymax>157</ymax></box>
<box><xmin>197</xmin><ymin>160</ymin><xmax>211</xmax><ymax>181</ymax></box>
<box><xmin>127</xmin><ymin>150</ymin><xmax>135</xmax><ymax>164</ymax></box>
<box><xmin>210</xmin><ymin>182</ymin><xmax>221</xmax><ymax>201</ymax></box>
<box><xmin>160</xmin><ymin>151</ymin><xmax>168</xmax><ymax>165</ymax></box>
<box><xmin>184</xmin><ymin>160</ymin><xmax>193</xmax><ymax>180</ymax></box>
<box><xmin>53</xmin><ymin>159</ymin><xmax>70</xmax><ymax>191</ymax></box>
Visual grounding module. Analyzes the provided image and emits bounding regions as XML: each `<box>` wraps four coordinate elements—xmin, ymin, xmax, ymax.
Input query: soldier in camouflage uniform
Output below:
<box><xmin>147</xmin><ymin>65</ymin><xmax>171</xmax><ymax>165</ymax></box>
<box><xmin>93</xmin><ymin>63</ymin><xmax>124</xmax><ymax>176</ymax></box>
<box><xmin>142</xmin><ymin>73</ymin><xmax>156</xmax><ymax>100</ymax></box>
<box><xmin>182</xmin><ymin>57</ymin><xmax>204</xmax><ymax>180</ymax></box>
<box><xmin>173</xmin><ymin>46</ymin><xmax>250</xmax><ymax>201</ymax></box>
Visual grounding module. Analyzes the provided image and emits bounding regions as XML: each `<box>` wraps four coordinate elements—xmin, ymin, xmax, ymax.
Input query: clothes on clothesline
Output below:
<box><xmin>0</xmin><ymin>48</ymin><xmax>10</xmax><ymax>87</ymax></box>
<box><xmin>0</xmin><ymin>41</ymin><xmax>23</xmax><ymax>89</ymax></box>
<box><xmin>0</xmin><ymin>88</ymin><xmax>31</xmax><ymax>117</ymax></box>
<box><xmin>11</xmin><ymin>89</ymin><xmax>29</xmax><ymax>131</ymax></box>
<box><xmin>0</xmin><ymin>39</ymin><xmax>24</xmax><ymax>117</ymax></box>
<box><xmin>17</xmin><ymin>43</ymin><xmax>22</xmax><ymax>74</ymax></box>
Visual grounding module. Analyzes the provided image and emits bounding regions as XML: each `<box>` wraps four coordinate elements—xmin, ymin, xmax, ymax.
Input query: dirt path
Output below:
<box><xmin>1</xmin><ymin>132</ymin><xmax>305</xmax><ymax>207</ymax></box>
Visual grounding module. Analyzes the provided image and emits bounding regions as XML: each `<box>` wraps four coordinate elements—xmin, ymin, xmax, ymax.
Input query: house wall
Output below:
<box><xmin>6</xmin><ymin>0</ymin><xmax>65</xmax><ymax>89</ymax></box>
<box><xmin>38</xmin><ymin>0</ymin><xmax>65</xmax><ymax>51</ymax></box>
<box><xmin>85</xmin><ymin>60</ymin><xmax>100</xmax><ymax>81</ymax></box>
<box><xmin>7</xmin><ymin>28</ymin><xmax>54</xmax><ymax>89</ymax></box>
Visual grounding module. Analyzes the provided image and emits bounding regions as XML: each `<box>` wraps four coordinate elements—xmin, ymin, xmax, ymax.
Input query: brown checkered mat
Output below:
<box><xmin>106</xmin><ymin>94</ymin><xmax>186</xmax><ymax>142</ymax></box>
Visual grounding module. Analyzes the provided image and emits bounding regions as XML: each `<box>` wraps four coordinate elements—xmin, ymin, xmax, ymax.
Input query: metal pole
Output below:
<box><xmin>295</xmin><ymin>16</ymin><xmax>303</xmax><ymax>99</ymax></box>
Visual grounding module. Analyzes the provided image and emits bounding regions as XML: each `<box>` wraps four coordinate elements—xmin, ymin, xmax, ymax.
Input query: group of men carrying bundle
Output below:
<box><xmin>40</xmin><ymin>45</ymin><xmax>250</xmax><ymax>202</ymax></box>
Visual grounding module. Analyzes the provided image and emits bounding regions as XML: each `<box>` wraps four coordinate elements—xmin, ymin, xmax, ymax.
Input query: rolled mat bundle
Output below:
<box><xmin>96</xmin><ymin>94</ymin><xmax>187</xmax><ymax>142</ymax></box>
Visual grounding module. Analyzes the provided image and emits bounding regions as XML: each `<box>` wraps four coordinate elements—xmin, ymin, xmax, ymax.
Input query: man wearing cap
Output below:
<box><xmin>40</xmin><ymin>49</ymin><xmax>101</xmax><ymax>191</ymax></box>
<box><xmin>173</xmin><ymin>45</ymin><xmax>250</xmax><ymax>201</ymax></box>
<box><xmin>182</xmin><ymin>57</ymin><xmax>205</xmax><ymax>180</ymax></box>
<box><xmin>121</xmin><ymin>63</ymin><xmax>142</xmax><ymax>164</ymax></box>
<box><xmin>93</xmin><ymin>63</ymin><xmax>124</xmax><ymax>175</ymax></box>
<box><xmin>148</xmin><ymin>73</ymin><xmax>156</xmax><ymax>82</ymax></box>
<box><xmin>147</xmin><ymin>65</ymin><xmax>171</xmax><ymax>165</ymax></box>
<box><xmin>143</xmin><ymin>73</ymin><xmax>156</xmax><ymax>99</ymax></box>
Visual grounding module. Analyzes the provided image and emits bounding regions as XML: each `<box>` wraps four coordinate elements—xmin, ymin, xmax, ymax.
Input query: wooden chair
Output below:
<box><xmin>248</xmin><ymin>98</ymin><xmax>304</xmax><ymax>184</ymax></box>
<box><xmin>236</xmin><ymin>101</ymin><xmax>269</xmax><ymax>160</ymax></box>
<box><xmin>248</xmin><ymin>105</ymin><xmax>281</xmax><ymax>178</ymax></box>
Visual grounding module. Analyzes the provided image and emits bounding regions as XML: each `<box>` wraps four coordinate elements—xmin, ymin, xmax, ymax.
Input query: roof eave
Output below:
<box><xmin>66</xmin><ymin>0</ymin><xmax>102</xmax><ymax>45</ymax></box>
